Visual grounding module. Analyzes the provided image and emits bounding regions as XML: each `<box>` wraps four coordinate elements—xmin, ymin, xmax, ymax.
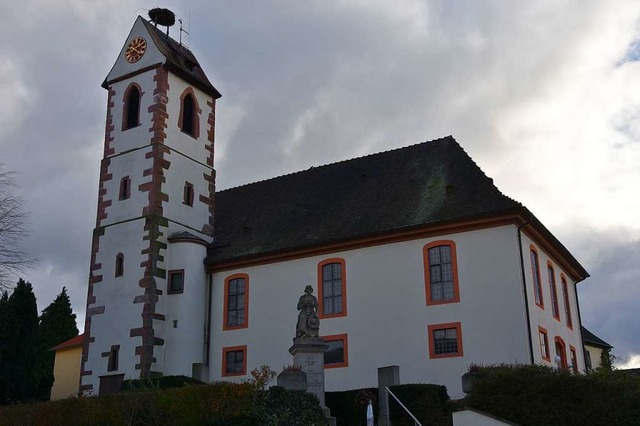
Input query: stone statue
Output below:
<box><xmin>296</xmin><ymin>285</ymin><xmax>320</xmax><ymax>338</ymax></box>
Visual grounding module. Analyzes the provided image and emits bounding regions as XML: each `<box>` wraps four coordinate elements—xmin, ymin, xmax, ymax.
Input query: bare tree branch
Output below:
<box><xmin>0</xmin><ymin>164</ymin><xmax>35</xmax><ymax>288</ymax></box>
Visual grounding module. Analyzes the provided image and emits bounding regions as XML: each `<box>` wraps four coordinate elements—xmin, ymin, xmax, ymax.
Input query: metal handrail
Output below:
<box><xmin>385</xmin><ymin>386</ymin><xmax>422</xmax><ymax>426</ymax></box>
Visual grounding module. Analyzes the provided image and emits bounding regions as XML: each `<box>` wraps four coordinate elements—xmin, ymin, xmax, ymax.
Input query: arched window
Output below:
<box><xmin>318</xmin><ymin>258</ymin><xmax>347</xmax><ymax>318</ymax></box>
<box><xmin>178</xmin><ymin>88</ymin><xmax>201</xmax><ymax>138</ymax></box>
<box><xmin>423</xmin><ymin>240</ymin><xmax>460</xmax><ymax>305</ymax></box>
<box><xmin>547</xmin><ymin>262</ymin><xmax>560</xmax><ymax>320</ymax></box>
<box><xmin>115</xmin><ymin>253</ymin><xmax>124</xmax><ymax>277</ymax></box>
<box><xmin>122</xmin><ymin>84</ymin><xmax>142</xmax><ymax>131</ymax></box>
<box><xmin>530</xmin><ymin>245</ymin><xmax>544</xmax><ymax>309</ymax></box>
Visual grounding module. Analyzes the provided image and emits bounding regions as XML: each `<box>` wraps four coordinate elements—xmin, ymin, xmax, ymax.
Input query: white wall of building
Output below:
<box><xmin>209</xmin><ymin>224</ymin><xmax>531</xmax><ymax>398</ymax></box>
<box><xmin>521</xmin><ymin>233</ymin><xmax>584</xmax><ymax>371</ymax></box>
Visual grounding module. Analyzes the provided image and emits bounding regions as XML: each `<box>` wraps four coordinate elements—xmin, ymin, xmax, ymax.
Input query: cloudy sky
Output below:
<box><xmin>1</xmin><ymin>1</ymin><xmax>639</xmax><ymax>368</ymax></box>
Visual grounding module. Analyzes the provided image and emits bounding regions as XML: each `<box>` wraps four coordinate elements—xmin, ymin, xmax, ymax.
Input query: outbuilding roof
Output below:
<box><xmin>582</xmin><ymin>326</ymin><xmax>613</xmax><ymax>349</ymax></box>
<box><xmin>205</xmin><ymin>136</ymin><xmax>587</xmax><ymax>279</ymax></box>
<box><xmin>50</xmin><ymin>334</ymin><xmax>85</xmax><ymax>352</ymax></box>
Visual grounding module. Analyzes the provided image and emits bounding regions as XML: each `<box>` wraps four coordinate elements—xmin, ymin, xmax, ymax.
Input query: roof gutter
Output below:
<box><xmin>517</xmin><ymin>219</ymin><xmax>535</xmax><ymax>365</ymax></box>
<box><xmin>573</xmin><ymin>275</ymin><xmax>590</xmax><ymax>372</ymax></box>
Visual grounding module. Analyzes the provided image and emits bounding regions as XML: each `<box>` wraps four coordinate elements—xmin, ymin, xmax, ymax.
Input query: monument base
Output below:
<box><xmin>289</xmin><ymin>337</ymin><xmax>336</xmax><ymax>426</ymax></box>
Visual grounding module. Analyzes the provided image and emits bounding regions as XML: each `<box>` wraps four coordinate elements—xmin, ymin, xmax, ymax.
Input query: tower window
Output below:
<box><xmin>119</xmin><ymin>176</ymin><xmax>131</xmax><ymax>200</ymax></box>
<box><xmin>178</xmin><ymin>89</ymin><xmax>201</xmax><ymax>138</ymax></box>
<box><xmin>122</xmin><ymin>83</ymin><xmax>142</xmax><ymax>131</ymax></box>
<box><xmin>115</xmin><ymin>253</ymin><xmax>124</xmax><ymax>277</ymax></box>
<box><xmin>168</xmin><ymin>270</ymin><xmax>184</xmax><ymax>294</ymax></box>
<box><xmin>107</xmin><ymin>345</ymin><xmax>119</xmax><ymax>372</ymax></box>
<box><xmin>183</xmin><ymin>181</ymin><xmax>194</xmax><ymax>207</ymax></box>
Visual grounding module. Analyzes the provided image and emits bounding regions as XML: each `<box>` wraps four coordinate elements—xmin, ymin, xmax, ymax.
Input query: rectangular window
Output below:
<box><xmin>428</xmin><ymin>322</ymin><xmax>463</xmax><ymax>359</ymax></box>
<box><xmin>119</xmin><ymin>176</ymin><xmax>131</xmax><ymax>200</ymax></box>
<box><xmin>530</xmin><ymin>246</ymin><xmax>544</xmax><ymax>308</ymax></box>
<box><xmin>222</xmin><ymin>346</ymin><xmax>247</xmax><ymax>377</ymax></box>
<box><xmin>224</xmin><ymin>274</ymin><xmax>249</xmax><ymax>330</ymax></box>
<box><xmin>548</xmin><ymin>263</ymin><xmax>560</xmax><ymax>320</ymax></box>
<box><xmin>570</xmin><ymin>346</ymin><xmax>578</xmax><ymax>373</ymax></box>
<box><xmin>561</xmin><ymin>276</ymin><xmax>573</xmax><ymax>329</ymax></box>
<box><xmin>318</xmin><ymin>259</ymin><xmax>347</xmax><ymax>318</ymax></box>
<box><xmin>424</xmin><ymin>241</ymin><xmax>460</xmax><ymax>305</ymax></box>
<box><xmin>538</xmin><ymin>326</ymin><xmax>550</xmax><ymax>361</ymax></box>
<box><xmin>183</xmin><ymin>181</ymin><xmax>194</xmax><ymax>207</ymax></box>
<box><xmin>107</xmin><ymin>346</ymin><xmax>119</xmax><ymax>372</ymax></box>
<box><xmin>322</xmin><ymin>334</ymin><xmax>349</xmax><ymax>368</ymax></box>
<box><xmin>167</xmin><ymin>270</ymin><xmax>184</xmax><ymax>294</ymax></box>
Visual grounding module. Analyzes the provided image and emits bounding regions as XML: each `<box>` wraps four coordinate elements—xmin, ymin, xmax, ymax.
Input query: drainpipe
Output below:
<box><xmin>205</xmin><ymin>273</ymin><xmax>213</xmax><ymax>366</ymax></box>
<box><xmin>573</xmin><ymin>276</ymin><xmax>588</xmax><ymax>372</ymax></box>
<box><xmin>517</xmin><ymin>221</ymin><xmax>535</xmax><ymax>365</ymax></box>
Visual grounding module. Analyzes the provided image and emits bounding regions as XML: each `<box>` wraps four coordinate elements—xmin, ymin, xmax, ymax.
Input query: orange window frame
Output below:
<box><xmin>221</xmin><ymin>345</ymin><xmax>247</xmax><ymax>377</ymax></box>
<box><xmin>322</xmin><ymin>333</ymin><xmax>349</xmax><ymax>369</ymax></box>
<box><xmin>223</xmin><ymin>273</ymin><xmax>249</xmax><ymax>331</ymax></box>
<box><xmin>423</xmin><ymin>240</ymin><xmax>460</xmax><ymax>306</ymax></box>
<box><xmin>547</xmin><ymin>261</ymin><xmax>560</xmax><ymax>321</ymax></box>
<box><xmin>538</xmin><ymin>326</ymin><xmax>550</xmax><ymax>361</ymax></box>
<box><xmin>530</xmin><ymin>245</ymin><xmax>544</xmax><ymax>309</ymax></box>
<box><xmin>555</xmin><ymin>336</ymin><xmax>568</xmax><ymax>369</ymax></box>
<box><xmin>317</xmin><ymin>258</ymin><xmax>347</xmax><ymax>319</ymax></box>
<box><xmin>561</xmin><ymin>274</ymin><xmax>573</xmax><ymax>330</ymax></box>
<box><xmin>428</xmin><ymin>322</ymin><xmax>464</xmax><ymax>359</ymax></box>
<box><xmin>569</xmin><ymin>345</ymin><xmax>578</xmax><ymax>373</ymax></box>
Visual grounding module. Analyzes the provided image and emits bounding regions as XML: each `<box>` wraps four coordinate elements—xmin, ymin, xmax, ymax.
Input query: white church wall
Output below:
<box><xmin>109</xmin><ymin>72</ymin><xmax>157</xmax><ymax>156</ymax></box>
<box><xmin>162</xmin><ymin>150</ymin><xmax>212</xmax><ymax>232</ymax></box>
<box><xmin>86</xmin><ymin>219</ymin><xmax>149</xmax><ymax>387</ymax></box>
<box><xmin>209</xmin><ymin>224</ymin><xmax>531</xmax><ymax>398</ymax></box>
<box><xmin>161</xmin><ymin>239</ymin><xmax>209</xmax><ymax>377</ymax></box>
<box><xmin>521</xmin><ymin>232</ymin><xmax>584</xmax><ymax>371</ymax></box>
<box><xmin>105</xmin><ymin>17</ymin><xmax>166</xmax><ymax>84</ymax></box>
<box><xmin>101</xmin><ymin>147</ymin><xmax>153</xmax><ymax>226</ymax></box>
<box><xmin>165</xmin><ymin>74</ymin><xmax>213</xmax><ymax>163</ymax></box>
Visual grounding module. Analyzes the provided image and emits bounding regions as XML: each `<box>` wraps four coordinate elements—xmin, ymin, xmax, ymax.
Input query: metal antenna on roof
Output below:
<box><xmin>179</xmin><ymin>18</ymin><xmax>190</xmax><ymax>48</ymax></box>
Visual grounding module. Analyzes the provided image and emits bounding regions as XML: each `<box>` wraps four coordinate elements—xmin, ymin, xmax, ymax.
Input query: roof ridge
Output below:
<box><xmin>217</xmin><ymin>135</ymin><xmax>456</xmax><ymax>193</ymax></box>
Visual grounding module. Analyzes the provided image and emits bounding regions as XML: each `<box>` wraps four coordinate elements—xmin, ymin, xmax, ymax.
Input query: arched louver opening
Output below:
<box><xmin>182</xmin><ymin>94</ymin><xmax>195</xmax><ymax>135</ymax></box>
<box><xmin>125</xmin><ymin>86</ymin><xmax>140</xmax><ymax>129</ymax></box>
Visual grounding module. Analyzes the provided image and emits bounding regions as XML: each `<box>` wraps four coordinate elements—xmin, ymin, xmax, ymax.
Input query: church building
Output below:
<box><xmin>81</xmin><ymin>12</ymin><xmax>589</xmax><ymax>398</ymax></box>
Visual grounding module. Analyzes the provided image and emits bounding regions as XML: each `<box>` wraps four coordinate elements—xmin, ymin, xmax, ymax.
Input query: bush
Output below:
<box><xmin>121</xmin><ymin>375</ymin><xmax>205</xmax><ymax>392</ymax></box>
<box><xmin>388</xmin><ymin>384</ymin><xmax>452</xmax><ymax>426</ymax></box>
<box><xmin>467</xmin><ymin>364</ymin><xmax>640</xmax><ymax>426</ymax></box>
<box><xmin>0</xmin><ymin>382</ymin><xmax>327</xmax><ymax>425</ymax></box>
<box><xmin>326</xmin><ymin>387</ymin><xmax>378</xmax><ymax>426</ymax></box>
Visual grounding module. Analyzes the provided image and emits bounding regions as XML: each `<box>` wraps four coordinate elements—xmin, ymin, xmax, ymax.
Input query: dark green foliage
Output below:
<box><xmin>326</xmin><ymin>387</ymin><xmax>378</xmax><ymax>426</ymax></box>
<box><xmin>467</xmin><ymin>364</ymin><xmax>640</xmax><ymax>426</ymax></box>
<box><xmin>0</xmin><ymin>279</ymin><xmax>39</xmax><ymax>403</ymax></box>
<box><xmin>388</xmin><ymin>384</ymin><xmax>452</xmax><ymax>426</ymax></box>
<box><xmin>121</xmin><ymin>375</ymin><xmax>205</xmax><ymax>391</ymax></box>
<box><xmin>0</xmin><ymin>382</ymin><xmax>328</xmax><ymax>426</ymax></box>
<box><xmin>34</xmin><ymin>287</ymin><xmax>78</xmax><ymax>400</ymax></box>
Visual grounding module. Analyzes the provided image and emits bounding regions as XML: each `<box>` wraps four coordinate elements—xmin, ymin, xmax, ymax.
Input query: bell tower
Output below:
<box><xmin>81</xmin><ymin>9</ymin><xmax>221</xmax><ymax>394</ymax></box>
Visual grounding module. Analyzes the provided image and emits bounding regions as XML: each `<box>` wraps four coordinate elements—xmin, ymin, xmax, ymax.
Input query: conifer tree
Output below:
<box><xmin>34</xmin><ymin>287</ymin><xmax>78</xmax><ymax>399</ymax></box>
<box><xmin>2</xmin><ymin>279</ymin><xmax>38</xmax><ymax>402</ymax></box>
<box><xmin>0</xmin><ymin>290</ymin><xmax>10</xmax><ymax>402</ymax></box>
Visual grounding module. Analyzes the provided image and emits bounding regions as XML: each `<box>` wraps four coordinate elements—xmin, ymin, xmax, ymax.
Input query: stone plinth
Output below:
<box><xmin>277</xmin><ymin>370</ymin><xmax>307</xmax><ymax>391</ymax></box>
<box><xmin>289</xmin><ymin>337</ymin><xmax>328</xmax><ymax>406</ymax></box>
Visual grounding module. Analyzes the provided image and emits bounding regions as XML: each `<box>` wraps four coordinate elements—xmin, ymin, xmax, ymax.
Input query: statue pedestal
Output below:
<box><xmin>289</xmin><ymin>337</ymin><xmax>335</xmax><ymax>425</ymax></box>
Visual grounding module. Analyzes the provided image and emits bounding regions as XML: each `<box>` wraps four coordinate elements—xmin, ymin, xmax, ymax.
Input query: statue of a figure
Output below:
<box><xmin>296</xmin><ymin>285</ymin><xmax>320</xmax><ymax>338</ymax></box>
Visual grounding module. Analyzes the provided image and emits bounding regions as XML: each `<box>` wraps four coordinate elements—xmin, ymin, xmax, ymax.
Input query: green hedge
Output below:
<box><xmin>467</xmin><ymin>365</ymin><xmax>640</xmax><ymax>426</ymax></box>
<box><xmin>121</xmin><ymin>375</ymin><xmax>205</xmax><ymax>391</ymax></box>
<box><xmin>388</xmin><ymin>384</ymin><xmax>452</xmax><ymax>426</ymax></box>
<box><xmin>326</xmin><ymin>387</ymin><xmax>378</xmax><ymax>425</ymax></box>
<box><xmin>0</xmin><ymin>383</ymin><xmax>327</xmax><ymax>426</ymax></box>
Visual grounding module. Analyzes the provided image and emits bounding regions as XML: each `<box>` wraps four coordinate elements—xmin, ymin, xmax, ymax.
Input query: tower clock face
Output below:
<box><xmin>125</xmin><ymin>37</ymin><xmax>147</xmax><ymax>63</ymax></box>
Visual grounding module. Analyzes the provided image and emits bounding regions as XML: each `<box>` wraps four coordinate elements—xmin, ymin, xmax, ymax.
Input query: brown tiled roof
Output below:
<box><xmin>139</xmin><ymin>18</ymin><xmax>221</xmax><ymax>99</ymax></box>
<box><xmin>50</xmin><ymin>334</ymin><xmax>84</xmax><ymax>352</ymax></box>
<box><xmin>206</xmin><ymin>136</ymin><xmax>524</xmax><ymax>265</ymax></box>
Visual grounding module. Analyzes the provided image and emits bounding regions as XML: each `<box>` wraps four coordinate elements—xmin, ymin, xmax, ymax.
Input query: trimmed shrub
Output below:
<box><xmin>388</xmin><ymin>384</ymin><xmax>452</xmax><ymax>426</ymax></box>
<box><xmin>0</xmin><ymin>382</ymin><xmax>327</xmax><ymax>426</ymax></box>
<box><xmin>326</xmin><ymin>387</ymin><xmax>378</xmax><ymax>426</ymax></box>
<box><xmin>467</xmin><ymin>364</ymin><xmax>640</xmax><ymax>426</ymax></box>
<box><xmin>121</xmin><ymin>375</ymin><xmax>204</xmax><ymax>391</ymax></box>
